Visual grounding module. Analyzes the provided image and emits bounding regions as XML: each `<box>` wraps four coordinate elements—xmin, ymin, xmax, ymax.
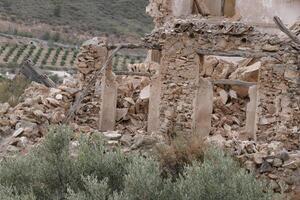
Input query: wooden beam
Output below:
<box><xmin>107</xmin><ymin>43</ymin><xmax>145</xmax><ymax>50</ymax></box>
<box><xmin>212</xmin><ymin>79</ymin><xmax>257</xmax><ymax>87</ymax></box>
<box><xmin>114</xmin><ymin>71</ymin><xmax>151</xmax><ymax>77</ymax></box>
<box><xmin>197</xmin><ymin>49</ymin><xmax>279</xmax><ymax>58</ymax></box>
<box><xmin>274</xmin><ymin>16</ymin><xmax>300</xmax><ymax>45</ymax></box>
<box><xmin>19</xmin><ymin>60</ymin><xmax>56</xmax><ymax>88</ymax></box>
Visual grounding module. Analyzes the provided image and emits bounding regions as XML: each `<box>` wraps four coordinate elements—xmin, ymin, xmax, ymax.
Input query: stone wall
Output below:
<box><xmin>258</xmin><ymin>59</ymin><xmax>299</xmax><ymax>150</ymax></box>
<box><xmin>144</xmin><ymin>17</ymin><xmax>299</xmax><ymax>147</ymax></box>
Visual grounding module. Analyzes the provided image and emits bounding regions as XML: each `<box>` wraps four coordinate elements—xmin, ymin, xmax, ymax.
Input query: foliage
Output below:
<box><xmin>32</xmin><ymin>47</ymin><xmax>43</xmax><ymax>64</ymax></box>
<box><xmin>0</xmin><ymin>75</ymin><xmax>30</xmax><ymax>106</ymax></box>
<box><xmin>13</xmin><ymin>45</ymin><xmax>27</xmax><ymax>63</ymax></box>
<box><xmin>22</xmin><ymin>45</ymin><xmax>36</xmax><ymax>63</ymax></box>
<box><xmin>0</xmin><ymin>185</ymin><xmax>36</xmax><ymax>200</ymax></box>
<box><xmin>0</xmin><ymin>125</ymin><xmax>278</xmax><ymax>200</ymax></box>
<box><xmin>51</xmin><ymin>47</ymin><xmax>62</xmax><ymax>65</ymax></box>
<box><xmin>157</xmin><ymin>134</ymin><xmax>206</xmax><ymax>178</ymax></box>
<box><xmin>42</xmin><ymin>48</ymin><xmax>54</xmax><ymax>65</ymax></box>
<box><xmin>4</xmin><ymin>45</ymin><xmax>17</xmax><ymax>62</ymax></box>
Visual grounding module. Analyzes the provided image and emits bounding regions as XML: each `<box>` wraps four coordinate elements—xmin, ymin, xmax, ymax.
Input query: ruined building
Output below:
<box><xmin>0</xmin><ymin>0</ymin><xmax>299</xmax><ymax>197</ymax></box>
<box><xmin>144</xmin><ymin>0</ymin><xmax>300</xmax><ymax>196</ymax></box>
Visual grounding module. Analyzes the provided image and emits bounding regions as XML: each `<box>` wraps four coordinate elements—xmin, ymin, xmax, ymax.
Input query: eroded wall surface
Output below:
<box><xmin>258</xmin><ymin>59</ymin><xmax>299</xmax><ymax>150</ymax></box>
<box><xmin>236</xmin><ymin>0</ymin><xmax>300</xmax><ymax>25</ymax></box>
<box><xmin>144</xmin><ymin>17</ymin><xmax>299</xmax><ymax>147</ymax></box>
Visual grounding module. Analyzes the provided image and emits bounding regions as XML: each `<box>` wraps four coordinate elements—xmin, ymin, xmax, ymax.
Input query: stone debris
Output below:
<box><xmin>218</xmin><ymin>138</ymin><xmax>300</xmax><ymax>194</ymax></box>
<box><xmin>102</xmin><ymin>131</ymin><xmax>122</xmax><ymax>140</ymax></box>
<box><xmin>0</xmin><ymin>38</ymin><xmax>154</xmax><ymax>158</ymax></box>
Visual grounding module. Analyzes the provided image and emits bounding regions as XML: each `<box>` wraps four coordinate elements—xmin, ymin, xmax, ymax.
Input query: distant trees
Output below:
<box><xmin>51</xmin><ymin>0</ymin><xmax>63</xmax><ymax>17</ymax></box>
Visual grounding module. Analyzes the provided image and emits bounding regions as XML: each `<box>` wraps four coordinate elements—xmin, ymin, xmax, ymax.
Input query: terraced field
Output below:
<box><xmin>0</xmin><ymin>43</ymin><xmax>146</xmax><ymax>71</ymax></box>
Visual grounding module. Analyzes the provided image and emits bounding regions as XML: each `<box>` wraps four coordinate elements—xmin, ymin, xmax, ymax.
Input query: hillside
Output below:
<box><xmin>0</xmin><ymin>0</ymin><xmax>153</xmax><ymax>37</ymax></box>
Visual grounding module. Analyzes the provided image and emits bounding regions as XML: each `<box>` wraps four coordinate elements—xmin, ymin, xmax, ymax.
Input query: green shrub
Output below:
<box><xmin>0</xmin><ymin>125</ymin><xmax>278</xmax><ymax>200</ymax></box>
<box><xmin>42</xmin><ymin>48</ymin><xmax>54</xmax><ymax>65</ymax></box>
<box><xmin>22</xmin><ymin>45</ymin><xmax>36</xmax><ymax>63</ymax></box>
<box><xmin>66</xmin><ymin>176</ymin><xmax>110</xmax><ymax>200</ymax></box>
<box><xmin>32</xmin><ymin>48</ymin><xmax>43</xmax><ymax>64</ymax></box>
<box><xmin>0</xmin><ymin>185</ymin><xmax>36</xmax><ymax>200</ymax></box>
<box><xmin>70</xmin><ymin>50</ymin><xmax>79</xmax><ymax>66</ymax></box>
<box><xmin>4</xmin><ymin>45</ymin><xmax>18</xmax><ymax>62</ymax></box>
<box><xmin>13</xmin><ymin>45</ymin><xmax>27</xmax><ymax>63</ymax></box>
<box><xmin>51</xmin><ymin>48</ymin><xmax>62</xmax><ymax>65</ymax></box>
<box><xmin>60</xmin><ymin>50</ymin><xmax>69</xmax><ymax>66</ymax></box>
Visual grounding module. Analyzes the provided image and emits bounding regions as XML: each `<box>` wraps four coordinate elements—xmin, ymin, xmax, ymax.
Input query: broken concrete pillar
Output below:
<box><xmin>172</xmin><ymin>0</ymin><xmax>193</xmax><ymax>17</ymax></box>
<box><xmin>224</xmin><ymin>0</ymin><xmax>236</xmax><ymax>17</ymax></box>
<box><xmin>148</xmin><ymin>50</ymin><xmax>162</xmax><ymax>133</ymax></box>
<box><xmin>99</xmin><ymin>49</ymin><xmax>118</xmax><ymax>132</ymax></box>
<box><xmin>203</xmin><ymin>0</ymin><xmax>222</xmax><ymax>16</ymax></box>
<box><xmin>192</xmin><ymin>56</ymin><xmax>213</xmax><ymax>137</ymax></box>
<box><xmin>245</xmin><ymin>85</ymin><xmax>258</xmax><ymax>140</ymax></box>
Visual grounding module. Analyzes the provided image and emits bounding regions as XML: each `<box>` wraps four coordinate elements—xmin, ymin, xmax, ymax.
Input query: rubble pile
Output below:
<box><xmin>0</xmin><ymin>80</ymin><xmax>79</xmax><ymax>154</ymax></box>
<box><xmin>0</xmin><ymin>79</ymin><xmax>155</xmax><ymax>157</ymax></box>
<box><xmin>209</xmin><ymin>135</ymin><xmax>300</xmax><ymax>195</ymax></box>
<box><xmin>0</xmin><ymin>38</ymin><xmax>157</xmax><ymax>158</ymax></box>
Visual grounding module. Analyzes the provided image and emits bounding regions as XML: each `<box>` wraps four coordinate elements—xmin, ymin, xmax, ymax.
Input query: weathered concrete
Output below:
<box><xmin>192</xmin><ymin>76</ymin><xmax>213</xmax><ymax>137</ymax></box>
<box><xmin>99</xmin><ymin>70</ymin><xmax>118</xmax><ymax>131</ymax></box>
<box><xmin>203</xmin><ymin>0</ymin><xmax>222</xmax><ymax>16</ymax></box>
<box><xmin>172</xmin><ymin>0</ymin><xmax>193</xmax><ymax>17</ymax></box>
<box><xmin>236</xmin><ymin>0</ymin><xmax>300</xmax><ymax>25</ymax></box>
<box><xmin>99</xmin><ymin>48</ymin><xmax>118</xmax><ymax>132</ymax></box>
<box><xmin>245</xmin><ymin>85</ymin><xmax>259</xmax><ymax>140</ymax></box>
<box><xmin>148</xmin><ymin>50</ymin><xmax>162</xmax><ymax>133</ymax></box>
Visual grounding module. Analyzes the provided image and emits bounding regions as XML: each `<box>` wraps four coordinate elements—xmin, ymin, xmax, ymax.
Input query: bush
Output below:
<box><xmin>4</xmin><ymin>45</ymin><xmax>18</xmax><ymax>62</ymax></box>
<box><xmin>0</xmin><ymin>76</ymin><xmax>30</xmax><ymax>106</ymax></box>
<box><xmin>42</xmin><ymin>48</ymin><xmax>54</xmax><ymax>65</ymax></box>
<box><xmin>32</xmin><ymin>47</ymin><xmax>43</xmax><ymax>64</ymax></box>
<box><xmin>22</xmin><ymin>45</ymin><xmax>36</xmax><ymax>63</ymax></box>
<box><xmin>0</xmin><ymin>125</ymin><xmax>278</xmax><ymax>200</ymax></box>
<box><xmin>157</xmin><ymin>134</ymin><xmax>206</xmax><ymax>178</ymax></box>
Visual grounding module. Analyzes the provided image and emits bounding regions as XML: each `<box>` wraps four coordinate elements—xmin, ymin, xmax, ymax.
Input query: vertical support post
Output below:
<box><xmin>147</xmin><ymin>50</ymin><xmax>162</xmax><ymax>133</ymax></box>
<box><xmin>245</xmin><ymin>85</ymin><xmax>259</xmax><ymax>140</ymax></box>
<box><xmin>172</xmin><ymin>0</ymin><xmax>193</xmax><ymax>17</ymax></box>
<box><xmin>223</xmin><ymin>0</ymin><xmax>236</xmax><ymax>17</ymax></box>
<box><xmin>192</xmin><ymin>55</ymin><xmax>213</xmax><ymax>137</ymax></box>
<box><xmin>99</xmin><ymin>48</ymin><xmax>118</xmax><ymax>131</ymax></box>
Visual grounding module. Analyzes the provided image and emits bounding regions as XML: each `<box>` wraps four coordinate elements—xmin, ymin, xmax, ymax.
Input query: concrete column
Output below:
<box><xmin>192</xmin><ymin>78</ymin><xmax>213</xmax><ymax>137</ymax></box>
<box><xmin>192</xmin><ymin>55</ymin><xmax>213</xmax><ymax>137</ymax></box>
<box><xmin>203</xmin><ymin>0</ymin><xmax>222</xmax><ymax>16</ymax></box>
<box><xmin>99</xmin><ymin>49</ymin><xmax>118</xmax><ymax>131</ymax></box>
<box><xmin>245</xmin><ymin>85</ymin><xmax>259</xmax><ymax>140</ymax></box>
<box><xmin>147</xmin><ymin>50</ymin><xmax>162</xmax><ymax>133</ymax></box>
<box><xmin>224</xmin><ymin>0</ymin><xmax>236</xmax><ymax>17</ymax></box>
<box><xmin>172</xmin><ymin>0</ymin><xmax>193</xmax><ymax>17</ymax></box>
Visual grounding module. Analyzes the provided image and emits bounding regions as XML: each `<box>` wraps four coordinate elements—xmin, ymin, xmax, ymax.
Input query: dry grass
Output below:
<box><xmin>156</xmin><ymin>134</ymin><xmax>207</xmax><ymax>178</ymax></box>
<box><xmin>0</xmin><ymin>75</ymin><xmax>30</xmax><ymax>106</ymax></box>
